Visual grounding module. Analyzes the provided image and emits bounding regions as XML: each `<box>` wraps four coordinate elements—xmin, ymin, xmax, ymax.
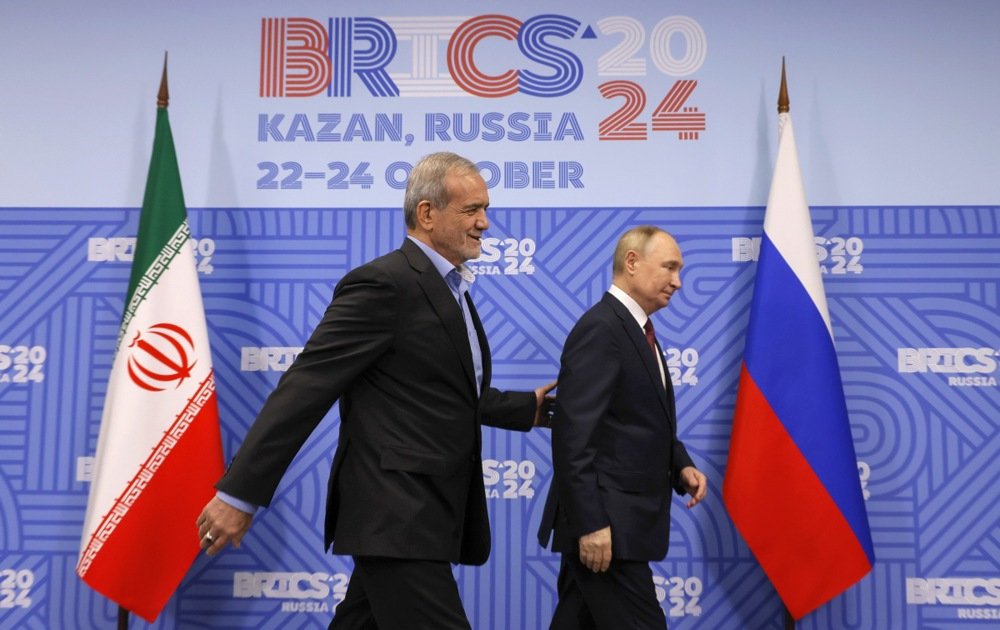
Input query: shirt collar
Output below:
<box><xmin>407</xmin><ymin>235</ymin><xmax>476</xmax><ymax>285</ymax></box>
<box><xmin>608</xmin><ymin>283</ymin><xmax>648</xmax><ymax>329</ymax></box>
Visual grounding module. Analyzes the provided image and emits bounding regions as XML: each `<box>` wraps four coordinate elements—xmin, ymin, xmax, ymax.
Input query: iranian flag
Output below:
<box><xmin>77</xmin><ymin>62</ymin><xmax>223</xmax><ymax>622</ymax></box>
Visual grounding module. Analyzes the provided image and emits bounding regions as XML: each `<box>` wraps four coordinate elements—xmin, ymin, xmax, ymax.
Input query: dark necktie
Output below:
<box><xmin>447</xmin><ymin>268</ymin><xmax>483</xmax><ymax>394</ymax></box>
<box><xmin>644</xmin><ymin>319</ymin><xmax>666</xmax><ymax>388</ymax></box>
<box><xmin>643</xmin><ymin>319</ymin><xmax>657</xmax><ymax>355</ymax></box>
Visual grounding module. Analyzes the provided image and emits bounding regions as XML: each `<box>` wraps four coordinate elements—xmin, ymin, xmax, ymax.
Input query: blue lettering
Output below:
<box><xmin>258</xmin><ymin>114</ymin><xmax>286</xmax><ymax>142</ymax></box>
<box><xmin>507</xmin><ymin>112</ymin><xmax>531</xmax><ymax>141</ymax></box>
<box><xmin>555</xmin><ymin>114</ymin><xmax>585</xmax><ymax>141</ymax></box>
<box><xmin>374</xmin><ymin>114</ymin><xmax>403</xmax><ymax>141</ymax></box>
<box><xmin>517</xmin><ymin>15</ymin><xmax>584</xmax><ymax>98</ymax></box>
<box><xmin>482</xmin><ymin>112</ymin><xmax>505</xmax><ymax>142</ymax></box>
<box><xmin>343</xmin><ymin>114</ymin><xmax>373</xmax><ymax>141</ymax></box>
<box><xmin>317</xmin><ymin>114</ymin><xmax>341</xmax><ymax>141</ymax></box>
<box><xmin>285</xmin><ymin>114</ymin><xmax>315</xmax><ymax>141</ymax></box>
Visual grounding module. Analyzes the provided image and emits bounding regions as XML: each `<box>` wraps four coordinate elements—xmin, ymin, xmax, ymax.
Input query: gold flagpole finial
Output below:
<box><xmin>778</xmin><ymin>56</ymin><xmax>790</xmax><ymax>114</ymax></box>
<box><xmin>157</xmin><ymin>52</ymin><xmax>169</xmax><ymax>109</ymax></box>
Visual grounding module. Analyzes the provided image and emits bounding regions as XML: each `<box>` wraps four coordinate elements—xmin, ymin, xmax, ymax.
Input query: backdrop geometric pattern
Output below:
<box><xmin>1</xmin><ymin>205</ymin><xmax>997</xmax><ymax>628</ymax></box>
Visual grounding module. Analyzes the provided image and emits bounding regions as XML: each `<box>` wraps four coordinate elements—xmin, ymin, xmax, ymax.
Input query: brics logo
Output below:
<box><xmin>0</xmin><ymin>569</ymin><xmax>34</xmax><ymax>610</ymax></box>
<box><xmin>906</xmin><ymin>577</ymin><xmax>1000</xmax><ymax>620</ymax></box>
<box><xmin>258</xmin><ymin>15</ymin><xmax>707</xmax><ymax>104</ymax></box>
<box><xmin>482</xmin><ymin>458</ymin><xmax>535</xmax><ymax>500</ymax></box>
<box><xmin>241</xmin><ymin>347</ymin><xmax>303</xmax><ymax>372</ymax></box>
<box><xmin>260</xmin><ymin>15</ymin><xmax>592</xmax><ymax>99</ymax></box>
<box><xmin>233</xmin><ymin>571</ymin><xmax>349</xmax><ymax>614</ymax></box>
<box><xmin>233</xmin><ymin>571</ymin><xmax>346</xmax><ymax>599</ymax></box>
<box><xmin>470</xmin><ymin>237</ymin><xmax>535</xmax><ymax>276</ymax></box>
<box><xmin>88</xmin><ymin>237</ymin><xmax>216</xmax><ymax>275</ymax></box>
<box><xmin>731</xmin><ymin>236</ymin><xmax>864</xmax><ymax>275</ymax></box>
<box><xmin>897</xmin><ymin>347</ymin><xmax>999</xmax><ymax>387</ymax></box>
<box><xmin>259</xmin><ymin>14</ymin><xmax>710</xmax><ymax>141</ymax></box>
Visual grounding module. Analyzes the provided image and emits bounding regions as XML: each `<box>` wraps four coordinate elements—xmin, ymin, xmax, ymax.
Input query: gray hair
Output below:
<box><xmin>612</xmin><ymin>226</ymin><xmax>672</xmax><ymax>275</ymax></box>
<box><xmin>403</xmin><ymin>152</ymin><xmax>479</xmax><ymax>229</ymax></box>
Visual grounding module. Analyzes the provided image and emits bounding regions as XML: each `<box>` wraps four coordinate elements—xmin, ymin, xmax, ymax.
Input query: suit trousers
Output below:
<box><xmin>550</xmin><ymin>554</ymin><xmax>667</xmax><ymax>630</ymax></box>
<box><xmin>328</xmin><ymin>556</ymin><xmax>471</xmax><ymax>630</ymax></box>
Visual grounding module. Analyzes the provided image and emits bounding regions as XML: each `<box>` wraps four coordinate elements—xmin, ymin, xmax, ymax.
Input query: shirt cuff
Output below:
<box><xmin>216</xmin><ymin>490</ymin><xmax>258</xmax><ymax>515</ymax></box>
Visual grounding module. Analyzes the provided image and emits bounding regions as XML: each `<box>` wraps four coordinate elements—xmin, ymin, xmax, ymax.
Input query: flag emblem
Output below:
<box><xmin>127</xmin><ymin>322</ymin><xmax>198</xmax><ymax>391</ymax></box>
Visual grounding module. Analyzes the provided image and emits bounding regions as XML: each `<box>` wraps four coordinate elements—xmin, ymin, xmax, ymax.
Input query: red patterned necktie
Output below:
<box><xmin>643</xmin><ymin>319</ymin><xmax>657</xmax><ymax>355</ymax></box>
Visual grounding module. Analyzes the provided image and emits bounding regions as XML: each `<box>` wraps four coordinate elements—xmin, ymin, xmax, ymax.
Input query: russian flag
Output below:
<box><xmin>723</xmin><ymin>108</ymin><xmax>874</xmax><ymax>620</ymax></box>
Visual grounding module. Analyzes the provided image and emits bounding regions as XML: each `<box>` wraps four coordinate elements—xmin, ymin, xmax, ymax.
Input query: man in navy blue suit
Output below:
<box><xmin>539</xmin><ymin>225</ymin><xmax>708</xmax><ymax>629</ymax></box>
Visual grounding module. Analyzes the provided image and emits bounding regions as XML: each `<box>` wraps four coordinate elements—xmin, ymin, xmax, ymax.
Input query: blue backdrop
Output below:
<box><xmin>1</xmin><ymin>2</ymin><xmax>998</xmax><ymax>628</ymax></box>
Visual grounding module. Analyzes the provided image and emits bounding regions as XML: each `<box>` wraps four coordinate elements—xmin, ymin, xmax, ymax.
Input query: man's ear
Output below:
<box><xmin>415</xmin><ymin>200</ymin><xmax>435</xmax><ymax>231</ymax></box>
<box><xmin>624</xmin><ymin>249</ymin><xmax>639</xmax><ymax>274</ymax></box>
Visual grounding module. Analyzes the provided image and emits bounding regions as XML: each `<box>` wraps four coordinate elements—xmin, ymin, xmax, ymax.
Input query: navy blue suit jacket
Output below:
<box><xmin>538</xmin><ymin>292</ymin><xmax>694</xmax><ymax>561</ymax></box>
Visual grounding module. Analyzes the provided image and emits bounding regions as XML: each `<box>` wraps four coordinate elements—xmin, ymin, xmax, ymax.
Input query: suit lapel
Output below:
<box><xmin>466</xmin><ymin>293</ymin><xmax>491</xmax><ymax>389</ymax></box>
<box><xmin>402</xmin><ymin>240</ymin><xmax>479</xmax><ymax>397</ymax></box>
<box><xmin>653</xmin><ymin>337</ymin><xmax>678</xmax><ymax>430</ymax></box>
<box><xmin>603</xmin><ymin>294</ymin><xmax>671</xmax><ymax>418</ymax></box>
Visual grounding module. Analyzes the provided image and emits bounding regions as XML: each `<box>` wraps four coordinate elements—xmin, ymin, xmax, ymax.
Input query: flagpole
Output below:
<box><xmin>112</xmin><ymin>51</ymin><xmax>170</xmax><ymax>630</ymax></box>
<box><xmin>778</xmin><ymin>55</ymin><xmax>795</xmax><ymax>630</ymax></box>
<box><xmin>784</xmin><ymin>605</ymin><xmax>795</xmax><ymax>629</ymax></box>
<box><xmin>158</xmin><ymin>51</ymin><xmax>170</xmax><ymax>109</ymax></box>
<box><xmin>778</xmin><ymin>56</ymin><xmax>789</xmax><ymax>115</ymax></box>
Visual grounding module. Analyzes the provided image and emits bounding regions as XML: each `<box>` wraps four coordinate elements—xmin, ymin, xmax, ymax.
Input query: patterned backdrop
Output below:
<box><xmin>1</xmin><ymin>1</ymin><xmax>998</xmax><ymax>628</ymax></box>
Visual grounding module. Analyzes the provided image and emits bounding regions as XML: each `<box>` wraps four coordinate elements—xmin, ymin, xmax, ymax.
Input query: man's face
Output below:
<box><xmin>628</xmin><ymin>232</ymin><xmax>683</xmax><ymax>315</ymax></box>
<box><xmin>427</xmin><ymin>169</ymin><xmax>490</xmax><ymax>266</ymax></box>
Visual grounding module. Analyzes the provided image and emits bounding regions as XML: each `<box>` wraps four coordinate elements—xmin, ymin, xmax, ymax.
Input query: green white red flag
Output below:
<box><xmin>77</xmin><ymin>65</ymin><xmax>223</xmax><ymax>622</ymax></box>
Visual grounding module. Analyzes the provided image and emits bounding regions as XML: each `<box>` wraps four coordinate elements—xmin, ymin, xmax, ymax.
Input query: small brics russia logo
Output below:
<box><xmin>126</xmin><ymin>323</ymin><xmax>198</xmax><ymax>392</ymax></box>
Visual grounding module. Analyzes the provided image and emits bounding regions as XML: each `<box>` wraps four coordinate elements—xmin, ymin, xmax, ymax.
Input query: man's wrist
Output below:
<box><xmin>216</xmin><ymin>491</ymin><xmax>258</xmax><ymax>515</ymax></box>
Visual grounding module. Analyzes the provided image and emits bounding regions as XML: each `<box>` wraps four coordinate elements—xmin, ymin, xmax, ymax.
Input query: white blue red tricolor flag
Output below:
<box><xmin>723</xmin><ymin>111</ymin><xmax>874</xmax><ymax>620</ymax></box>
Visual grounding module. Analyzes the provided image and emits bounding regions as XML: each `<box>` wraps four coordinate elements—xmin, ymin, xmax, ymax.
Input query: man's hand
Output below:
<box><xmin>533</xmin><ymin>381</ymin><xmax>557</xmax><ymax>427</ymax></box>
<box><xmin>196</xmin><ymin>496</ymin><xmax>254</xmax><ymax>556</ymax></box>
<box><xmin>679</xmin><ymin>466</ymin><xmax>708</xmax><ymax>508</ymax></box>
<box><xmin>578</xmin><ymin>525</ymin><xmax>612</xmax><ymax>572</ymax></box>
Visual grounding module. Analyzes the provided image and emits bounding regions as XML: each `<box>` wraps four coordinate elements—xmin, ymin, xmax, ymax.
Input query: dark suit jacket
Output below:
<box><xmin>218</xmin><ymin>238</ymin><xmax>537</xmax><ymax>565</ymax></box>
<box><xmin>538</xmin><ymin>292</ymin><xmax>695</xmax><ymax>561</ymax></box>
